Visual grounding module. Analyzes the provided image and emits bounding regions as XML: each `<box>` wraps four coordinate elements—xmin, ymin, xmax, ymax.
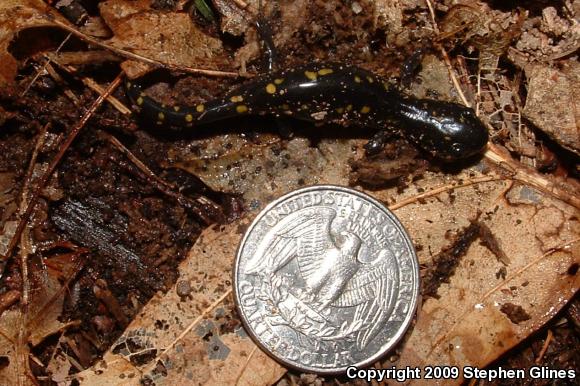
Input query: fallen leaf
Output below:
<box><xmin>0</xmin><ymin>264</ymin><xmax>73</xmax><ymax>386</ymax></box>
<box><xmin>523</xmin><ymin>62</ymin><xmax>580</xmax><ymax>156</ymax></box>
<box><xmin>0</xmin><ymin>0</ymin><xmax>65</xmax><ymax>85</ymax></box>
<box><xmin>98</xmin><ymin>0</ymin><xmax>225</xmax><ymax>78</ymax></box>
<box><xmin>384</xmin><ymin>175</ymin><xmax>579</xmax><ymax>385</ymax></box>
<box><xmin>75</xmin><ymin>127</ymin><xmax>579</xmax><ymax>385</ymax></box>
<box><xmin>0</xmin><ymin>310</ymin><xmax>24</xmax><ymax>386</ymax></box>
<box><xmin>74</xmin><ymin>221</ymin><xmax>286</xmax><ymax>385</ymax></box>
<box><xmin>168</xmin><ymin>134</ymin><xmax>352</xmax><ymax>203</ymax></box>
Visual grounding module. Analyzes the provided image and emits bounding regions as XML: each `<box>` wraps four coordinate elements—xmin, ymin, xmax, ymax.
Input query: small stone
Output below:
<box><xmin>176</xmin><ymin>280</ymin><xmax>192</xmax><ymax>297</ymax></box>
<box><xmin>351</xmin><ymin>2</ymin><xmax>362</xmax><ymax>14</ymax></box>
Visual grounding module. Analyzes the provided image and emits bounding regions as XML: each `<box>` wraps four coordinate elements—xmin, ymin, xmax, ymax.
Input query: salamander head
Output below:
<box><xmin>398</xmin><ymin>99</ymin><xmax>488</xmax><ymax>161</ymax></box>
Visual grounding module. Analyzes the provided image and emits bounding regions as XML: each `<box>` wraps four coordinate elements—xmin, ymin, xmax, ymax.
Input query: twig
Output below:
<box><xmin>16</xmin><ymin>123</ymin><xmax>49</xmax><ymax>309</ymax></box>
<box><xmin>425</xmin><ymin>0</ymin><xmax>471</xmax><ymax>107</ymax></box>
<box><xmin>424</xmin><ymin>0</ymin><xmax>439</xmax><ymax>34</ymax></box>
<box><xmin>232</xmin><ymin>0</ymin><xmax>249</xmax><ymax>10</ymax></box>
<box><xmin>104</xmin><ymin>134</ymin><xmax>223</xmax><ymax>225</ymax></box>
<box><xmin>44</xmin><ymin>61</ymin><xmax>80</xmax><ymax>104</ymax></box>
<box><xmin>484</xmin><ymin>144</ymin><xmax>580</xmax><ymax>209</ymax></box>
<box><xmin>21</xmin><ymin>33</ymin><xmax>73</xmax><ymax>97</ymax></box>
<box><xmin>389</xmin><ymin>175</ymin><xmax>500</xmax><ymax>211</ymax></box>
<box><xmin>144</xmin><ymin>289</ymin><xmax>233</xmax><ymax>374</ymax></box>
<box><xmin>234</xmin><ymin>345</ymin><xmax>258</xmax><ymax>386</ymax></box>
<box><xmin>535</xmin><ymin>329</ymin><xmax>553</xmax><ymax>364</ymax></box>
<box><xmin>438</xmin><ymin>47</ymin><xmax>471</xmax><ymax>107</ymax></box>
<box><xmin>48</xmin><ymin>55</ymin><xmax>131</xmax><ymax>114</ymax></box>
<box><xmin>81</xmin><ymin>78</ymin><xmax>131</xmax><ymax>115</ymax></box>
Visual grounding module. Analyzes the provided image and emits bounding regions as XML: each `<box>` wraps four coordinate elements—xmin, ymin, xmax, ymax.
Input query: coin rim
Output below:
<box><xmin>233</xmin><ymin>185</ymin><xmax>420</xmax><ymax>374</ymax></box>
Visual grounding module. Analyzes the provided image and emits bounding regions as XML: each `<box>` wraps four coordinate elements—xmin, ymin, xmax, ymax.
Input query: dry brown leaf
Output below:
<box><xmin>168</xmin><ymin>134</ymin><xmax>352</xmax><ymax>203</ymax></box>
<box><xmin>377</xmin><ymin>172</ymin><xmax>579</xmax><ymax>385</ymax></box>
<box><xmin>74</xmin><ymin>221</ymin><xmax>286</xmax><ymax>385</ymax></box>
<box><xmin>0</xmin><ymin>267</ymin><xmax>70</xmax><ymax>386</ymax></box>
<box><xmin>0</xmin><ymin>310</ymin><xmax>24</xmax><ymax>386</ymax></box>
<box><xmin>75</xmin><ymin>126</ymin><xmax>579</xmax><ymax>385</ymax></box>
<box><xmin>0</xmin><ymin>0</ymin><xmax>65</xmax><ymax>85</ymax></box>
<box><xmin>523</xmin><ymin>62</ymin><xmax>580</xmax><ymax>156</ymax></box>
<box><xmin>98</xmin><ymin>0</ymin><xmax>225</xmax><ymax>78</ymax></box>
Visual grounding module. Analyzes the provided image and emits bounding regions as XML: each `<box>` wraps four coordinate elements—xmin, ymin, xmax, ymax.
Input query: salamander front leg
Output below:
<box><xmin>399</xmin><ymin>41</ymin><xmax>432</xmax><ymax>89</ymax></box>
<box><xmin>364</xmin><ymin>130</ymin><xmax>394</xmax><ymax>156</ymax></box>
<box><xmin>274</xmin><ymin>117</ymin><xmax>296</xmax><ymax>139</ymax></box>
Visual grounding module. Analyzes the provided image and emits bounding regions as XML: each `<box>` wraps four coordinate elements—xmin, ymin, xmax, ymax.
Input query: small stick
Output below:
<box><xmin>48</xmin><ymin>55</ymin><xmax>131</xmax><ymax>114</ymax></box>
<box><xmin>535</xmin><ymin>329</ymin><xmax>553</xmax><ymax>364</ymax></box>
<box><xmin>21</xmin><ymin>32</ymin><xmax>73</xmax><ymax>97</ymax></box>
<box><xmin>104</xmin><ymin>134</ymin><xmax>223</xmax><ymax>224</ymax></box>
<box><xmin>425</xmin><ymin>0</ymin><xmax>471</xmax><ymax>107</ymax></box>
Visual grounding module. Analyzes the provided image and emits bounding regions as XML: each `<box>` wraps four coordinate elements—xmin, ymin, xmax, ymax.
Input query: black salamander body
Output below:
<box><xmin>126</xmin><ymin>63</ymin><xmax>488</xmax><ymax>161</ymax></box>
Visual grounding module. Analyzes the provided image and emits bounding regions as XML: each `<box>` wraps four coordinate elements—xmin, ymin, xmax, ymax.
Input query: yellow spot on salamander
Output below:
<box><xmin>366</xmin><ymin>76</ymin><xmax>374</xmax><ymax>83</ymax></box>
<box><xmin>196</xmin><ymin>104</ymin><xmax>205</xmax><ymax>113</ymax></box>
<box><xmin>346</xmin><ymin>104</ymin><xmax>353</xmax><ymax>111</ymax></box>
<box><xmin>335</xmin><ymin>107</ymin><xmax>344</xmax><ymax>114</ymax></box>
<box><xmin>354</xmin><ymin>75</ymin><xmax>362</xmax><ymax>83</ymax></box>
<box><xmin>136</xmin><ymin>96</ymin><xmax>144</xmax><ymax>105</ymax></box>
<box><xmin>126</xmin><ymin>82</ymin><xmax>132</xmax><ymax>88</ymax></box>
<box><xmin>274</xmin><ymin>78</ymin><xmax>284</xmax><ymax>85</ymax></box>
<box><xmin>158</xmin><ymin>112</ymin><xmax>165</xmax><ymax>120</ymax></box>
<box><xmin>236</xmin><ymin>105</ymin><xmax>248</xmax><ymax>113</ymax></box>
<box><xmin>230</xmin><ymin>95</ymin><xmax>244</xmax><ymax>103</ymax></box>
<box><xmin>383</xmin><ymin>82</ymin><xmax>389</xmax><ymax>90</ymax></box>
<box><xmin>360</xmin><ymin>106</ymin><xmax>371</xmax><ymax>114</ymax></box>
<box><xmin>173</xmin><ymin>105</ymin><xmax>180</xmax><ymax>112</ymax></box>
<box><xmin>305</xmin><ymin>71</ymin><xmax>317</xmax><ymax>81</ymax></box>
<box><xmin>266</xmin><ymin>83</ymin><xmax>276</xmax><ymax>94</ymax></box>
<box><xmin>185</xmin><ymin>114</ymin><xmax>193</xmax><ymax>122</ymax></box>
<box><xmin>318</xmin><ymin>68</ymin><xmax>334</xmax><ymax>76</ymax></box>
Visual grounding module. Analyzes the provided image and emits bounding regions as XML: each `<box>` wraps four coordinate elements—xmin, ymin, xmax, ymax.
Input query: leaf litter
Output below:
<box><xmin>0</xmin><ymin>0</ymin><xmax>579</xmax><ymax>385</ymax></box>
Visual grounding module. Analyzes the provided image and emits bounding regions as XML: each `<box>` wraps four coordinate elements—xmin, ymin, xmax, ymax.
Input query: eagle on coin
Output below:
<box><xmin>245</xmin><ymin>206</ymin><xmax>399</xmax><ymax>349</ymax></box>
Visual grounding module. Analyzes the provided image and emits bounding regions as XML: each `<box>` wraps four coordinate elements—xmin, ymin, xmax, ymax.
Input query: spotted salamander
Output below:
<box><xmin>126</xmin><ymin>62</ymin><xmax>488</xmax><ymax>161</ymax></box>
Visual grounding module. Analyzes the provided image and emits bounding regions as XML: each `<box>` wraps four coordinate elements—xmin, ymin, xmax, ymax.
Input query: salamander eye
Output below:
<box><xmin>451</xmin><ymin>143</ymin><xmax>464</xmax><ymax>154</ymax></box>
<box><xmin>462</xmin><ymin>109</ymin><xmax>474</xmax><ymax>119</ymax></box>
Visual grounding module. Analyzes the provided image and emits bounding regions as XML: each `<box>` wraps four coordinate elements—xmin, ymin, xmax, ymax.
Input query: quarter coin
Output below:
<box><xmin>234</xmin><ymin>185</ymin><xmax>419</xmax><ymax>373</ymax></box>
